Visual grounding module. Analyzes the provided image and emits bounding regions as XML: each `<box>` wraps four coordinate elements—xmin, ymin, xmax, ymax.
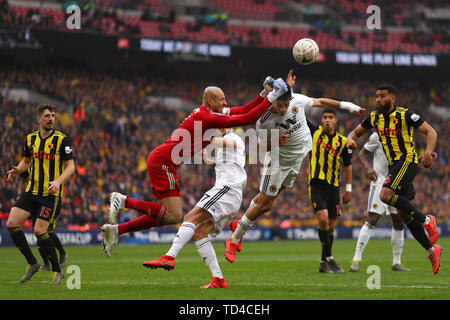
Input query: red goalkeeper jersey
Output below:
<box><xmin>151</xmin><ymin>95</ymin><xmax>270</xmax><ymax>168</ymax></box>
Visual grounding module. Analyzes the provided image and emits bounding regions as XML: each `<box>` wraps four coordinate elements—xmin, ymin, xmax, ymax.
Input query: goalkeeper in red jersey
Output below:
<box><xmin>101</xmin><ymin>78</ymin><xmax>289</xmax><ymax>257</ymax></box>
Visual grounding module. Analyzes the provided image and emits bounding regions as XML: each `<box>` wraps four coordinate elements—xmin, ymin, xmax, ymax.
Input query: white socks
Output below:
<box><xmin>353</xmin><ymin>222</ymin><xmax>373</xmax><ymax>261</ymax></box>
<box><xmin>165</xmin><ymin>221</ymin><xmax>223</xmax><ymax>279</ymax></box>
<box><xmin>353</xmin><ymin>221</ymin><xmax>405</xmax><ymax>265</ymax></box>
<box><xmin>391</xmin><ymin>228</ymin><xmax>404</xmax><ymax>265</ymax></box>
<box><xmin>230</xmin><ymin>215</ymin><xmax>254</xmax><ymax>244</ymax></box>
<box><xmin>195</xmin><ymin>238</ymin><xmax>223</xmax><ymax>279</ymax></box>
<box><xmin>166</xmin><ymin>222</ymin><xmax>196</xmax><ymax>258</ymax></box>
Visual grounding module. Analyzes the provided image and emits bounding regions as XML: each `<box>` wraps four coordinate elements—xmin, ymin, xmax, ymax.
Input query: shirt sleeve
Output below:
<box><xmin>360</xmin><ymin>115</ymin><xmax>373</xmax><ymax>129</ymax></box>
<box><xmin>60</xmin><ymin>136</ymin><xmax>74</xmax><ymax>161</ymax></box>
<box><xmin>203</xmin><ymin>98</ymin><xmax>272</xmax><ymax>128</ymax></box>
<box><xmin>342</xmin><ymin>145</ymin><xmax>353</xmax><ymax>167</ymax></box>
<box><xmin>23</xmin><ymin>136</ymin><xmax>31</xmax><ymax>157</ymax></box>
<box><xmin>292</xmin><ymin>93</ymin><xmax>313</xmax><ymax>109</ymax></box>
<box><xmin>363</xmin><ymin>132</ymin><xmax>379</xmax><ymax>153</ymax></box>
<box><xmin>404</xmin><ymin>110</ymin><xmax>425</xmax><ymax>129</ymax></box>
<box><xmin>307</xmin><ymin>119</ymin><xmax>319</xmax><ymax>134</ymax></box>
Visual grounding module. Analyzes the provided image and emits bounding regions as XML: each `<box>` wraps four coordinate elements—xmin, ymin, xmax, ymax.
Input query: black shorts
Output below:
<box><xmin>383</xmin><ymin>160</ymin><xmax>417</xmax><ymax>200</ymax></box>
<box><xmin>14</xmin><ymin>193</ymin><xmax>62</xmax><ymax>227</ymax></box>
<box><xmin>308</xmin><ymin>178</ymin><xmax>341</xmax><ymax>219</ymax></box>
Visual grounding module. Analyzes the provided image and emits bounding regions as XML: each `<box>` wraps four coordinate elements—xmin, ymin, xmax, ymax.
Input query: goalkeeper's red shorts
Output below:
<box><xmin>147</xmin><ymin>145</ymin><xmax>180</xmax><ymax>200</ymax></box>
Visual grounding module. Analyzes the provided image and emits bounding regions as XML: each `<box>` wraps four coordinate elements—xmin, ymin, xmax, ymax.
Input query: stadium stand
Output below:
<box><xmin>1</xmin><ymin>0</ymin><xmax>449</xmax><ymax>52</ymax></box>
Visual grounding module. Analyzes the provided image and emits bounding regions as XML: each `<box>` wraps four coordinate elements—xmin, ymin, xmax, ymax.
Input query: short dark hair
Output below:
<box><xmin>37</xmin><ymin>104</ymin><xmax>56</xmax><ymax>116</ymax></box>
<box><xmin>377</xmin><ymin>83</ymin><xmax>397</xmax><ymax>95</ymax></box>
<box><xmin>322</xmin><ymin>108</ymin><xmax>336</xmax><ymax>116</ymax></box>
<box><xmin>277</xmin><ymin>85</ymin><xmax>292</xmax><ymax>102</ymax></box>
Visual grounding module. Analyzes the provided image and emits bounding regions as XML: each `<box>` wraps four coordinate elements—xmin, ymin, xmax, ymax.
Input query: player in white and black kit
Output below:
<box><xmin>224</xmin><ymin>70</ymin><xmax>364</xmax><ymax>263</ymax></box>
<box><xmin>142</xmin><ymin>128</ymin><xmax>246</xmax><ymax>288</ymax></box>
<box><xmin>350</xmin><ymin>132</ymin><xmax>409</xmax><ymax>272</ymax></box>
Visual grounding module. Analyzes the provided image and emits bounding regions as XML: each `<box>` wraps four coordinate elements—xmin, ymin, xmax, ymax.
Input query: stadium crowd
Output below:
<box><xmin>0</xmin><ymin>0</ymin><xmax>449</xmax><ymax>52</ymax></box>
<box><xmin>0</xmin><ymin>65</ymin><xmax>448</xmax><ymax>231</ymax></box>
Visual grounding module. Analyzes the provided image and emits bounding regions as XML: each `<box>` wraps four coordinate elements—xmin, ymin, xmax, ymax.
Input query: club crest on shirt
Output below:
<box><xmin>292</xmin><ymin>106</ymin><xmax>299</xmax><ymax>114</ymax></box>
<box><xmin>48</xmin><ymin>144</ymin><xmax>54</xmax><ymax>150</ymax></box>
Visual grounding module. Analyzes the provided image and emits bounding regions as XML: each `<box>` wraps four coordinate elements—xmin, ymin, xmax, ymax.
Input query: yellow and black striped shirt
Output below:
<box><xmin>23</xmin><ymin>130</ymin><xmax>73</xmax><ymax>197</ymax></box>
<box><xmin>361</xmin><ymin>107</ymin><xmax>424</xmax><ymax>166</ymax></box>
<box><xmin>307</xmin><ymin>121</ymin><xmax>352</xmax><ymax>187</ymax></box>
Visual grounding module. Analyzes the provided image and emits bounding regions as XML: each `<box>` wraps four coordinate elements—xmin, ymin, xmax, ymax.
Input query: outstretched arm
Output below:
<box><xmin>205</xmin><ymin>98</ymin><xmax>272</xmax><ymax>128</ymax></box>
<box><xmin>285</xmin><ymin>69</ymin><xmax>365</xmax><ymax>116</ymax></box>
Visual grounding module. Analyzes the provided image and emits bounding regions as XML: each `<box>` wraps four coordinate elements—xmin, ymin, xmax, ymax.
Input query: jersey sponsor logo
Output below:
<box><xmin>276</xmin><ymin>115</ymin><xmax>296</xmax><ymax>130</ymax></box>
<box><xmin>32</xmin><ymin>150</ymin><xmax>56</xmax><ymax>160</ymax></box>
<box><xmin>316</xmin><ymin>138</ymin><xmax>340</xmax><ymax>155</ymax></box>
<box><xmin>376</xmin><ymin>127</ymin><xmax>402</xmax><ymax>137</ymax></box>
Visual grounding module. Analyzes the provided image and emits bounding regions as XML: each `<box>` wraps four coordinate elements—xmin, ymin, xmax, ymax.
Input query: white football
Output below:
<box><xmin>292</xmin><ymin>38</ymin><xmax>319</xmax><ymax>65</ymax></box>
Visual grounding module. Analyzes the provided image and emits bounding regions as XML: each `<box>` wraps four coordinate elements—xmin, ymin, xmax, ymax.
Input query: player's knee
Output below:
<box><xmin>379</xmin><ymin>188</ymin><xmax>394</xmax><ymax>204</ymax></box>
<box><xmin>367</xmin><ymin>214</ymin><xmax>380</xmax><ymax>226</ymax></box>
<box><xmin>34</xmin><ymin>225</ymin><xmax>47</xmax><ymax>237</ymax></box>
<box><xmin>5</xmin><ymin>219</ymin><xmax>19</xmax><ymax>229</ymax></box>
<box><xmin>164</xmin><ymin>212</ymin><xmax>182</xmax><ymax>225</ymax></box>
<box><xmin>391</xmin><ymin>216</ymin><xmax>404</xmax><ymax>230</ymax></box>
<box><xmin>317</xmin><ymin>213</ymin><xmax>328</xmax><ymax>228</ymax></box>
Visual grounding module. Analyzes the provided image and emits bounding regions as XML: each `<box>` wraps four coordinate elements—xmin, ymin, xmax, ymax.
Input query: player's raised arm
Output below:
<box><xmin>285</xmin><ymin>69</ymin><xmax>365</xmax><ymax>116</ymax></box>
<box><xmin>311</xmin><ymin>98</ymin><xmax>365</xmax><ymax>116</ymax></box>
<box><xmin>205</xmin><ymin>79</ymin><xmax>288</xmax><ymax>128</ymax></box>
<box><xmin>224</xmin><ymin>76</ymin><xmax>274</xmax><ymax>116</ymax></box>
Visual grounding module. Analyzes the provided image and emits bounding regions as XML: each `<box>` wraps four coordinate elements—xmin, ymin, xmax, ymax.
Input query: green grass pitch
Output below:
<box><xmin>1</xmin><ymin>238</ymin><xmax>448</xmax><ymax>300</ymax></box>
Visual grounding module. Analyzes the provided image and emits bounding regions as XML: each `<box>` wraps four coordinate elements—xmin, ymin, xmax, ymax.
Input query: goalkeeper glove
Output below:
<box><xmin>267</xmin><ymin>78</ymin><xmax>288</xmax><ymax>103</ymax></box>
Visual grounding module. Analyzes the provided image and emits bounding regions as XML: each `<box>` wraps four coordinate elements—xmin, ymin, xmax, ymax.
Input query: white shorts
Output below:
<box><xmin>367</xmin><ymin>183</ymin><xmax>397</xmax><ymax>215</ymax></box>
<box><xmin>195</xmin><ymin>185</ymin><xmax>243</xmax><ymax>237</ymax></box>
<box><xmin>259</xmin><ymin>155</ymin><xmax>306</xmax><ymax>197</ymax></box>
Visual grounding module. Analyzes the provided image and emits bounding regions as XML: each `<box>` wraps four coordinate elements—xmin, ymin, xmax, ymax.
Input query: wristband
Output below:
<box><xmin>345</xmin><ymin>184</ymin><xmax>352</xmax><ymax>192</ymax></box>
<box><xmin>339</xmin><ymin>101</ymin><xmax>360</xmax><ymax>113</ymax></box>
